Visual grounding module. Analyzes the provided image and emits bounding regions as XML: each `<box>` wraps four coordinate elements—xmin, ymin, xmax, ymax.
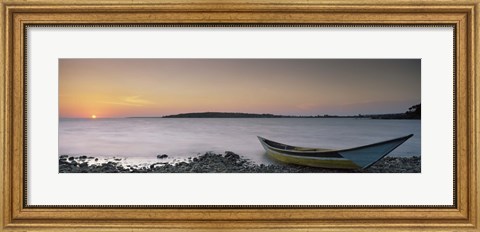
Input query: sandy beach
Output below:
<box><xmin>59</xmin><ymin>152</ymin><xmax>420</xmax><ymax>173</ymax></box>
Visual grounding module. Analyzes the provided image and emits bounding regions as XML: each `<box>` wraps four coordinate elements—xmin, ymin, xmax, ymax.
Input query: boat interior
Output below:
<box><xmin>262</xmin><ymin>138</ymin><xmax>332</xmax><ymax>152</ymax></box>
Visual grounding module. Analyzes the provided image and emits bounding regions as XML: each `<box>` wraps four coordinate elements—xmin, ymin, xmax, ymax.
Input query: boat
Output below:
<box><xmin>257</xmin><ymin>134</ymin><xmax>414</xmax><ymax>169</ymax></box>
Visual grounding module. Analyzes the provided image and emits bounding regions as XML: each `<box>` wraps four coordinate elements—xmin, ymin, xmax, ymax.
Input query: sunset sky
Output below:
<box><xmin>59</xmin><ymin>59</ymin><xmax>420</xmax><ymax>118</ymax></box>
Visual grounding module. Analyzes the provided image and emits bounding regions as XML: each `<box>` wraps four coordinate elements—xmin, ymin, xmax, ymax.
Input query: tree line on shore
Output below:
<box><xmin>134</xmin><ymin>104</ymin><xmax>421</xmax><ymax>120</ymax></box>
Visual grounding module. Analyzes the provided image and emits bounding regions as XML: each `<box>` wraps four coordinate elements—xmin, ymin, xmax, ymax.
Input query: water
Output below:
<box><xmin>59</xmin><ymin>118</ymin><xmax>421</xmax><ymax>164</ymax></box>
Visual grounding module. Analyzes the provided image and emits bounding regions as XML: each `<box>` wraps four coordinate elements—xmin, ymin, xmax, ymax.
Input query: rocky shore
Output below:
<box><xmin>59</xmin><ymin>152</ymin><xmax>420</xmax><ymax>173</ymax></box>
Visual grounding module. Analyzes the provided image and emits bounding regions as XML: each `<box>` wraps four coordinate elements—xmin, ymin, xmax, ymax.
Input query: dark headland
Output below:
<box><xmin>130</xmin><ymin>104</ymin><xmax>421</xmax><ymax>120</ymax></box>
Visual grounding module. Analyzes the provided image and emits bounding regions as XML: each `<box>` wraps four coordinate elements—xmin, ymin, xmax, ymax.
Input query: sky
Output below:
<box><xmin>59</xmin><ymin>59</ymin><xmax>420</xmax><ymax>118</ymax></box>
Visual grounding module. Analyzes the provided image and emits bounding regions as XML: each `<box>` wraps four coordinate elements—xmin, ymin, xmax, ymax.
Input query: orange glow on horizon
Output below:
<box><xmin>91</xmin><ymin>115</ymin><xmax>97</xmax><ymax>119</ymax></box>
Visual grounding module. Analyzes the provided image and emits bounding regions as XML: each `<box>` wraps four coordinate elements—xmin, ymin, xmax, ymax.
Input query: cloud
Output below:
<box><xmin>100</xmin><ymin>96</ymin><xmax>153</xmax><ymax>107</ymax></box>
<box><xmin>124</xmin><ymin>96</ymin><xmax>153</xmax><ymax>105</ymax></box>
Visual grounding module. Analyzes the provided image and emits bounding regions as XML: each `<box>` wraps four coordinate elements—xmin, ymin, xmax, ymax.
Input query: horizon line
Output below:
<box><xmin>59</xmin><ymin>110</ymin><xmax>414</xmax><ymax>119</ymax></box>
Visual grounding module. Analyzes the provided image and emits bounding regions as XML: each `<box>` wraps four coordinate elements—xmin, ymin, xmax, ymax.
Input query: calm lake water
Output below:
<box><xmin>59</xmin><ymin>118</ymin><xmax>421</xmax><ymax>164</ymax></box>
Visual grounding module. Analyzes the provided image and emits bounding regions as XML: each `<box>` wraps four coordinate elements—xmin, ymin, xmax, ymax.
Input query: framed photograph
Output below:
<box><xmin>1</xmin><ymin>0</ymin><xmax>478</xmax><ymax>231</ymax></box>
<box><xmin>58</xmin><ymin>58</ymin><xmax>421</xmax><ymax>174</ymax></box>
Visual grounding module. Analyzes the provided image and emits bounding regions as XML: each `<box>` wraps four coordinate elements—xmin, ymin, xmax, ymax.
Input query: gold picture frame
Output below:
<box><xmin>1</xmin><ymin>0</ymin><xmax>479</xmax><ymax>231</ymax></box>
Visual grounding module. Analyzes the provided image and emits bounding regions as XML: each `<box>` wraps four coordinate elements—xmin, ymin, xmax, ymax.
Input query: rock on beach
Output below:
<box><xmin>59</xmin><ymin>152</ymin><xmax>421</xmax><ymax>173</ymax></box>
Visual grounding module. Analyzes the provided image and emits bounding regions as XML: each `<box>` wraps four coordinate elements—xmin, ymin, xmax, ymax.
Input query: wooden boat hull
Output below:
<box><xmin>258</xmin><ymin>134</ymin><xmax>413</xmax><ymax>169</ymax></box>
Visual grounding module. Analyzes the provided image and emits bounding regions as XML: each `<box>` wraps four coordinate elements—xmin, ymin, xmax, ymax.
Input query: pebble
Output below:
<box><xmin>59</xmin><ymin>153</ymin><xmax>421</xmax><ymax>173</ymax></box>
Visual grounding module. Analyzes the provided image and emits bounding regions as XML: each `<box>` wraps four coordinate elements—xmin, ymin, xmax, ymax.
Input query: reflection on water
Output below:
<box><xmin>59</xmin><ymin>118</ymin><xmax>420</xmax><ymax>164</ymax></box>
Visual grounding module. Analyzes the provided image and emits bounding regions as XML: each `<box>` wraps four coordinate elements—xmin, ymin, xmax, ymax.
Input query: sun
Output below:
<box><xmin>91</xmin><ymin>115</ymin><xmax>97</xmax><ymax>119</ymax></box>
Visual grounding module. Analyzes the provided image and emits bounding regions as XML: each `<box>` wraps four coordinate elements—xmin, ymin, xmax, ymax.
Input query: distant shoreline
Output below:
<box><xmin>61</xmin><ymin>104</ymin><xmax>421</xmax><ymax>120</ymax></box>
<box><xmin>126</xmin><ymin>111</ymin><xmax>421</xmax><ymax>120</ymax></box>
